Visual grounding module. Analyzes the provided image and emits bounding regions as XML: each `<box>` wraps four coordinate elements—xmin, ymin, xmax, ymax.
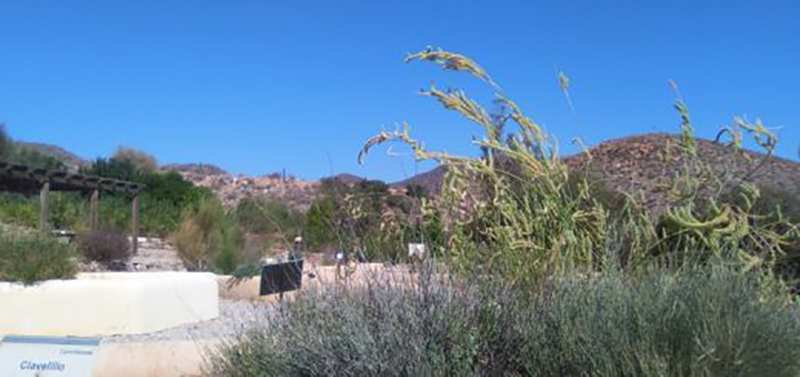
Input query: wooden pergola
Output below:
<box><xmin>0</xmin><ymin>161</ymin><xmax>145</xmax><ymax>253</ymax></box>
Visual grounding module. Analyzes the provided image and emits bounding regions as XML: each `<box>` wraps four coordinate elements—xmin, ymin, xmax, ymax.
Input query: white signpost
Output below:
<box><xmin>0</xmin><ymin>335</ymin><xmax>100</xmax><ymax>376</ymax></box>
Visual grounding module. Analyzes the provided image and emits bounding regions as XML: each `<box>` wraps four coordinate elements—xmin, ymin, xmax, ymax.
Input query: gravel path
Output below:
<box><xmin>102</xmin><ymin>299</ymin><xmax>275</xmax><ymax>344</ymax></box>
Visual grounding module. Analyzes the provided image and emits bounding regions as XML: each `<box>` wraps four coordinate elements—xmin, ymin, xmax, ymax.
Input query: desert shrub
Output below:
<box><xmin>406</xmin><ymin>183</ymin><xmax>428</xmax><ymax>199</ymax></box>
<box><xmin>49</xmin><ymin>192</ymin><xmax>90</xmax><ymax>231</ymax></box>
<box><xmin>76</xmin><ymin>230</ymin><xmax>131</xmax><ymax>265</ymax></box>
<box><xmin>207</xmin><ymin>266</ymin><xmax>800</xmax><ymax>376</ymax></box>
<box><xmin>386</xmin><ymin>194</ymin><xmax>414</xmax><ymax>214</ymax></box>
<box><xmin>235</xmin><ymin>196</ymin><xmax>303</xmax><ymax>237</ymax></box>
<box><xmin>518</xmin><ymin>267</ymin><xmax>800</xmax><ymax>376</ymax></box>
<box><xmin>0</xmin><ymin>192</ymin><xmax>38</xmax><ymax>228</ymax></box>
<box><xmin>0</xmin><ymin>231</ymin><xmax>78</xmax><ymax>284</ymax></box>
<box><xmin>304</xmin><ymin>177</ymin><xmax>430</xmax><ymax>261</ymax></box>
<box><xmin>215</xmin><ymin>216</ymin><xmax>246</xmax><ymax>274</ymax></box>
<box><xmin>207</xmin><ymin>266</ymin><xmax>504</xmax><ymax>376</ymax></box>
<box><xmin>304</xmin><ymin>196</ymin><xmax>338</xmax><ymax>251</ymax></box>
<box><xmin>172</xmin><ymin>197</ymin><xmax>224</xmax><ymax>271</ymax></box>
<box><xmin>171</xmin><ymin>196</ymin><xmax>244</xmax><ymax>272</ymax></box>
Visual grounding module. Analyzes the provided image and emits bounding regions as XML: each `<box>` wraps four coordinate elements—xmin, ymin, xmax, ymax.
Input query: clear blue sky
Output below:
<box><xmin>1</xmin><ymin>1</ymin><xmax>798</xmax><ymax>182</ymax></box>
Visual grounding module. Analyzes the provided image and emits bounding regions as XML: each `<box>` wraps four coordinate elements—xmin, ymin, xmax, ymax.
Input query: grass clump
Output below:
<box><xmin>0</xmin><ymin>231</ymin><xmax>78</xmax><ymax>284</ymax></box>
<box><xmin>207</xmin><ymin>266</ymin><xmax>800</xmax><ymax>376</ymax></box>
<box><xmin>525</xmin><ymin>268</ymin><xmax>800</xmax><ymax>376</ymax></box>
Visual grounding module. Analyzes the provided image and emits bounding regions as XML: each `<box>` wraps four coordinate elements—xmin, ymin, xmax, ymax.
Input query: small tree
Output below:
<box><xmin>0</xmin><ymin>124</ymin><xmax>12</xmax><ymax>159</ymax></box>
<box><xmin>113</xmin><ymin>146</ymin><xmax>158</xmax><ymax>173</ymax></box>
<box><xmin>171</xmin><ymin>197</ymin><xmax>224</xmax><ymax>271</ymax></box>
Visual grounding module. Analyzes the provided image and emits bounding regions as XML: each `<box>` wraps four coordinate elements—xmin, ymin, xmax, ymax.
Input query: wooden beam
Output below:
<box><xmin>39</xmin><ymin>181</ymin><xmax>50</xmax><ymax>230</ymax></box>
<box><xmin>131</xmin><ymin>194</ymin><xmax>139</xmax><ymax>254</ymax></box>
<box><xmin>0</xmin><ymin>162</ymin><xmax>145</xmax><ymax>195</ymax></box>
<box><xmin>90</xmin><ymin>189</ymin><xmax>99</xmax><ymax>231</ymax></box>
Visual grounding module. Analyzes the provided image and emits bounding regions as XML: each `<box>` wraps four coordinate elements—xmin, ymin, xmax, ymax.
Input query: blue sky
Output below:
<box><xmin>1</xmin><ymin>1</ymin><xmax>798</xmax><ymax>182</ymax></box>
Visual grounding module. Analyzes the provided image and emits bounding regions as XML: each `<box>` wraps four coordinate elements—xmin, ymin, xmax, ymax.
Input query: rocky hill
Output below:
<box><xmin>325</xmin><ymin>173</ymin><xmax>367</xmax><ymax>185</ymax></box>
<box><xmin>564</xmin><ymin>133</ymin><xmax>800</xmax><ymax>216</ymax></box>
<box><xmin>388</xmin><ymin>133</ymin><xmax>800</xmax><ymax>216</ymax></box>
<box><xmin>161</xmin><ymin>163</ymin><xmax>227</xmax><ymax>176</ymax></box>
<box><xmin>391</xmin><ymin>165</ymin><xmax>447</xmax><ymax>193</ymax></box>
<box><xmin>20</xmin><ymin>133</ymin><xmax>797</xmax><ymax>216</ymax></box>
<box><xmin>163</xmin><ymin>164</ymin><xmax>319</xmax><ymax>211</ymax></box>
<box><xmin>15</xmin><ymin>141</ymin><xmax>88</xmax><ymax>171</ymax></box>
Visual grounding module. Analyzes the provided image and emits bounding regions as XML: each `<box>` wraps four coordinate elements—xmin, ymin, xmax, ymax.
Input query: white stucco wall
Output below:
<box><xmin>0</xmin><ymin>272</ymin><xmax>219</xmax><ymax>337</ymax></box>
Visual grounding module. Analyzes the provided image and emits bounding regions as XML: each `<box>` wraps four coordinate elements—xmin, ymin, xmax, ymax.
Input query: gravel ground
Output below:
<box><xmin>102</xmin><ymin>299</ymin><xmax>275</xmax><ymax>344</ymax></box>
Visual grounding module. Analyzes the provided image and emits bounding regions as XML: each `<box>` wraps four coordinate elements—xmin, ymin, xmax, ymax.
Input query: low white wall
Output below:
<box><xmin>94</xmin><ymin>340</ymin><xmax>220</xmax><ymax>377</ymax></box>
<box><xmin>0</xmin><ymin>272</ymin><xmax>219</xmax><ymax>337</ymax></box>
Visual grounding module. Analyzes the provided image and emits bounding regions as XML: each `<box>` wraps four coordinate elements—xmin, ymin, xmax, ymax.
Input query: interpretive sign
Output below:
<box><xmin>260</xmin><ymin>259</ymin><xmax>304</xmax><ymax>296</ymax></box>
<box><xmin>0</xmin><ymin>335</ymin><xmax>100</xmax><ymax>376</ymax></box>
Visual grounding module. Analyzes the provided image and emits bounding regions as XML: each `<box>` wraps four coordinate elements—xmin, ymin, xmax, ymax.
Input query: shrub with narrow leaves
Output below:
<box><xmin>207</xmin><ymin>266</ymin><xmax>800</xmax><ymax>376</ymax></box>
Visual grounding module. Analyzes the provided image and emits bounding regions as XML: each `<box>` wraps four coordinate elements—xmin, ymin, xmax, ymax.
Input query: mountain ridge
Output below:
<box><xmin>16</xmin><ymin>133</ymin><xmax>800</xmax><ymax>215</ymax></box>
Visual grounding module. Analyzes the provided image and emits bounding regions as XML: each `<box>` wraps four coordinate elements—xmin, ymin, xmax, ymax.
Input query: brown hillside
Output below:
<box><xmin>161</xmin><ymin>163</ymin><xmax>227</xmax><ymax>176</ymax></box>
<box><xmin>391</xmin><ymin>165</ymin><xmax>447</xmax><ymax>194</ymax></box>
<box><xmin>15</xmin><ymin>141</ymin><xmax>88</xmax><ymax>171</ymax></box>
<box><xmin>565</xmin><ymin>133</ymin><xmax>800</xmax><ymax>215</ymax></box>
<box><xmin>393</xmin><ymin>133</ymin><xmax>800</xmax><ymax>216</ymax></box>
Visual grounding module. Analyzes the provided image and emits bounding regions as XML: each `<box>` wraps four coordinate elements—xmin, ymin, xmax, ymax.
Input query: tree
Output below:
<box><xmin>171</xmin><ymin>196</ymin><xmax>245</xmax><ymax>272</ymax></box>
<box><xmin>234</xmin><ymin>196</ymin><xmax>302</xmax><ymax>236</ymax></box>
<box><xmin>0</xmin><ymin>124</ymin><xmax>12</xmax><ymax>159</ymax></box>
<box><xmin>113</xmin><ymin>146</ymin><xmax>158</xmax><ymax>173</ymax></box>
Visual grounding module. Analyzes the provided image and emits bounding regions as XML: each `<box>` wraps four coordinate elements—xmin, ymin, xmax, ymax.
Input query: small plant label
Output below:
<box><xmin>408</xmin><ymin>243</ymin><xmax>426</xmax><ymax>259</ymax></box>
<box><xmin>0</xmin><ymin>335</ymin><xmax>100</xmax><ymax>376</ymax></box>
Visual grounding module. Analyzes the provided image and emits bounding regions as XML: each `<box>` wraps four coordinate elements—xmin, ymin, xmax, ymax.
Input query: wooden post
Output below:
<box><xmin>131</xmin><ymin>194</ymin><xmax>139</xmax><ymax>255</ymax></box>
<box><xmin>90</xmin><ymin>189</ymin><xmax>99</xmax><ymax>231</ymax></box>
<box><xmin>39</xmin><ymin>181</ymin><xmax>50</xmax><ymax>230</ymax></box>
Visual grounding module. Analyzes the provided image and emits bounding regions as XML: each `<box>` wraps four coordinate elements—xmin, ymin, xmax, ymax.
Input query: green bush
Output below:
<box><xmin>0</xmin><ymin>231</ymin><xmax>78</xmax><ymax>284</ymax></box>
<box><xmin>522</xmin><ymin>268</ymin><xmax>800</xmax><ymax>376</ymax></box>
<box><xmin>304</xmin><ymin>196</ymin><xmax>338</xmax><ymax>252</ymax></box>
<box><xmin>303</xmin><ymin>177</ymin><xmax>430</xmax><ymax>262</ymax></box>
<box><xmin>171</xmin><ymin>196</ymin><xmax>244</xmax><ymax>273</ymax></box>
<box><xmin>207</xmin><ymin>267</ymin><xmax>800</xmax><ymax>376</ymax></box>
<box><xmin>82</xmin><ymin>157</ymin><xmax>211</xmax><ymax>237</ymax></box>
<box><xmin>0</xmin><ymin>192</ymin><xmax>38</xmax><ymax>228</ymax></box>
<box><xmin>234</xmin><ymin>196</ymin><xmax>303</xmax><ymax>236</ymax></box>
<box><xmin>76</xmin><ymin>230</ymin><xmax>131</xmax><ymax>266</ymax></box>
<box><xmin>215</xmin><ymin>216</ymin><xmax>246</xmax><ymax>274</ymax></box>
